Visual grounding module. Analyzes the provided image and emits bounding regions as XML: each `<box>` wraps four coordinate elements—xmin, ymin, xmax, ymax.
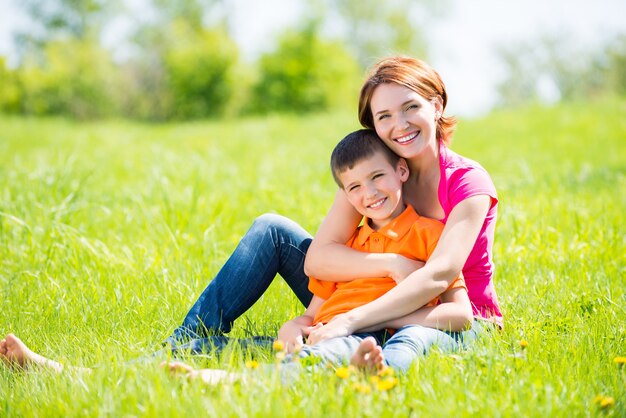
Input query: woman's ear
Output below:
<box><xmin>396</xmin><ymin>158</ymin><xmax>410</xmax><ymax>182</ymax></box>
<box><xmin>431</xmin><ymin>96</ymin><xmax>444</xmax><ymax>116</ymax></box>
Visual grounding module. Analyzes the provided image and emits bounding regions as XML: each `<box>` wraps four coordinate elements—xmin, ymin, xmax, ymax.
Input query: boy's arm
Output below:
<box><xmin>277</xmin><ymin>295</ymin><xmax>326</xmax><ymax>353</ymax></box>
<box><xmin>357</xmin><ymin>286</ymin><xmax>473</xmax><ymax>333</ymax></box>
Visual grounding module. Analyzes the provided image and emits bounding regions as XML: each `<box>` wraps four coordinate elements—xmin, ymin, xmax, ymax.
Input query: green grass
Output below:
<box><xmin>1</xmin><ymin>99</ymin><xmax>625</xmax><ymax>417</ymax></box>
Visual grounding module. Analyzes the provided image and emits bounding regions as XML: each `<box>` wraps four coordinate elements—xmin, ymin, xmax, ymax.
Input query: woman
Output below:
<box><xmin>166</xmin><ymin>55</ymin><xmax>502</xmax><ymax>354</ymax></box>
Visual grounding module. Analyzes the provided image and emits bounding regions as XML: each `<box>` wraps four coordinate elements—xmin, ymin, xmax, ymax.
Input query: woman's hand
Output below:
<box><xmin>305</xmin><ymin>314</ymin><xmax>356</xmax><ymax>345</ymax></box>
<box><xmin>389</xmin><ymin>255</ymin><xmax>425</xmax><ymax>284</ymax></box>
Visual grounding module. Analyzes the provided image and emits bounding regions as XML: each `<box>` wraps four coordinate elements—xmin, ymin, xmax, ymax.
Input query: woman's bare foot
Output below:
<box><xmin>0</xmin><ymin>334</ymin><xmax>39</xmax><ymax>370</ymax></box>
<box><xmin>350</xmin><ymin>337</ymin><xmax>385</xmax><ymax>371</ymax></box>
<box><xmin>0</xmin><ymin>333</ymin><xmax>72</xmax><ymax>373</ymax></box>
<box><xmin>161</xmin><ymin>361</ymin><xmax>239</xmax><ymax>385</ymax></box>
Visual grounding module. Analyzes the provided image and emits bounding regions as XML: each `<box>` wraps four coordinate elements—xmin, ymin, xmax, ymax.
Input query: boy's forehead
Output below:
<box><xmin>337</xmin><ymin>152</ymin><xmax>395</xmax><ymax>181</ymax></box>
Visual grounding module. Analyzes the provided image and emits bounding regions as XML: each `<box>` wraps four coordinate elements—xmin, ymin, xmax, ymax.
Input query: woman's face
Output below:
<box><xmin>370</xmin><ymin>83</ymin><xmax>441</xmax><ymax>160</ymax></box>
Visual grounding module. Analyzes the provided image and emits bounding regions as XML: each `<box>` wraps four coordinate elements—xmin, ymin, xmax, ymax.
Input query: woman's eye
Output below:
<box><xmin>407</xmin><ymin>104</ymin><xmax>419</xmax><ymax>111</ymax></box>
<box><xmin>377</xmin><ymin>114</ymin><xmax>390</xmax><ymax>121</ymax></box>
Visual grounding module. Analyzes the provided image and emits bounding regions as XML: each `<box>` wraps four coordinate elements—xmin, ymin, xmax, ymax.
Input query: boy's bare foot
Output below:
<box><xmin>161</xmin><ymin>361</ymin><xmax>238</xmax><ymax>385</ymax></box>
<box><xmin>0</xmin><ymin>334</ymin><xmax>69</xmax><ymax>373</ymax></box>
<box><xmin>350</xmin><ymin>337</ymin><xmax>385</xmax><ymax>371</ymax></box>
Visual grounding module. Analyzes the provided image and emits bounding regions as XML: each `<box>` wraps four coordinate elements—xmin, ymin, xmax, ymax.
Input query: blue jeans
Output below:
<box><xmin>166</xmin><ymin>213</ymin><xmax>313</xmax><ymax>345</ymax></box>
<box><xmin>289</xmin><ymin>321</ymin><xmax>487</xmax><ymax>372</ymax></box>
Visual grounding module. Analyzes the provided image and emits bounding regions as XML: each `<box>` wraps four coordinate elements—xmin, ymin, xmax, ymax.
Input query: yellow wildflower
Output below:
<box><xmin>593</xmin><ymin>395</ymin><xmax>616</xmax><ymax>409</ymax></box>
<box><xmin>614</xmin><ymin>356</ymin><xmax>626</xmax><ymax>365</ymax></box>
<box><xmin>272</xmin><ymin>340</ymin><xmax>285</xmax><ymax>351</ymax></box>
<box><xmin>369</xmin><ymin>375</ymin><xmax>380</xmax><ymax>384</ymax></box>
<box><xmin>600</xmin><ymin>397</ymin><xmax>615</xmax><ymax>408</ymax></box>
<box><xmin>378</xmin><ymin>366</ymin><xmax>395</xmax><ymax>377</ymax></box>
<box><xmin>376</xmin><ymin>377</ymin><xmax>398</xmax><ymax>391</ymax></box>
<box><xmin>353</xmin><ymin>383</ymin><xmax>372</xmax><ymax>394</ymax></box>
<box><xmin>335</xmin><ymin>366</ymin><xmax>351</xmax><ymax>379</ymax></box>
<box><xmin>518</xmin><ymin>340</ymin><xmax>529</xmax><ymax>348</ymax></box>
<box><xmin>245</xmin><ymin>360</ymin><xmax>259</xmax><ymax>369</ymax></box>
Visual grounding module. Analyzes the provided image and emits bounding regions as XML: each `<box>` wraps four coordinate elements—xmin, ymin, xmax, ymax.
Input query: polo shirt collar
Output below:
<box><xmin>356</xmin><ymin>205</ymin><xmax>419</xmax><ymax>246</ymax></box>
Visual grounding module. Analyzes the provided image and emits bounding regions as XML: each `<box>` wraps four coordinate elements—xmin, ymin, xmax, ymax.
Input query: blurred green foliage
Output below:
<box><xmin>2</xmin><ymin>0</ymin><xmax>437</xmax><ymax>121</ymax></box>
<box><xmin>164</xmin><ymin>21</ymin><xmax>238</xmax><ymax>119</ymax></box>
<box><xmin>16</xmin><ymin>37</ymin><xmax>120</xmax><ymax>118</ymax></box>
<box><xmin>496</xmin><ymin>34</ymin><xmax>626</xmax><ymax>107</ymax></box>
<box><xmin>1</xmin><ymin>0</ymin><xmax>625</xmax><ymax>120</ymax></box>
<box><xmin>251</xmin><ymin>22</ymin><xmax>361</xmax><ymax>113</ymax></box>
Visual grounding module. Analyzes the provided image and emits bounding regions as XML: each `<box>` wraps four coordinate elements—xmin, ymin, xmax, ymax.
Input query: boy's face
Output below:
<box><xmin>337</xmin><ymin>152</ymin><xmax>409</xmax><ymax>229</ymax></box>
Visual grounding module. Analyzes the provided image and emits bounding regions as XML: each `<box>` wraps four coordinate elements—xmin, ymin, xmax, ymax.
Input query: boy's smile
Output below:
<box><xmin>337</xmin><ymin>152</ymin><xmax>409</xmax><ymax>230</ymax></box>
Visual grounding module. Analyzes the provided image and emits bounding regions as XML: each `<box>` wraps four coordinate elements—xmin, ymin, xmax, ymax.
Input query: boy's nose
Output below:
<box><xmin>365</xmin><ymin>184</ymin><xmax>378</xmax><ymax>198</ymax></box>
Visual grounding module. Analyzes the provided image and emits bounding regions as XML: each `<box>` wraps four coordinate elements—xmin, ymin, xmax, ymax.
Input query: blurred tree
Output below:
<box><xmin>18</xmin><ymin>38</ymin><xmax>120</xmax><ymax>118</ymax></box>
<box><xmin>251</xmin><ymin>20</ymin><xmax>361</xmax><ymax>113</ymax></box>
<box><xmin>164</xmin><ymin>20</ymin><xmax>238</xmax><ymax>119</ymax></box>
<box><xmin>117</xmin><ymin>0</ymin><xmax>240</xmax><ymax>120</ymax></box>
<box><xmin>496</xmin><ymin>33</ymin><xmax>626</xmax><ymax>107</ymax></box>
<box><xmin>316</xmin><ymin>0</ymin><xmax>447</xmax><ymax>67</ymax></box>
<box><xmin>12</xmin><ymin>0</ymin><xmax>118</xmax><ymax>60</ymax></box>
<box><xmin>603</xmin><ymin>35</ymin><xmax>626</xmax><ymax>96</ymax></box>
<box><xmin>0</xmin><ymin>58</ymin><xmax>22</xmax><ymax>113</ymax></box>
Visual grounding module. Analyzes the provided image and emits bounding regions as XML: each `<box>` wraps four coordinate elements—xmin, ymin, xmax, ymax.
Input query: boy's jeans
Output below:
<box><xmin>290</xmin><ymin>321</ymin><xmax>487</xmax><ymax>372</ymax></box>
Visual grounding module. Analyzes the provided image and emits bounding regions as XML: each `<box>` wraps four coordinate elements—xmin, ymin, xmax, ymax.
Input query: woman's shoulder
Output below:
<box><xmin>440</xmin><ymin>143</ymin><xmax>490</xmax><ymax>174</ymax></box>
<box><xmin>439</xmin><ymin>142</ymin><xmax>497</xmax><ymax>204</ymax></box>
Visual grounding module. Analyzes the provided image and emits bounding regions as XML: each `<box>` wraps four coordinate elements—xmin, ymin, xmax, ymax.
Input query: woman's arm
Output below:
<box><xmin>307</xmin><ymin>194</ymin><xmax>491</xmax><ymax>343</ymax></box>
<box><xmin>358</xmin><ymin>287</ymin><xmax>473</xmax><ymax>333</ymax></box>
<box><xmin>304</xmin><ymin>190</ymin><xmax>424</xmax><ymax>282</ymax></box>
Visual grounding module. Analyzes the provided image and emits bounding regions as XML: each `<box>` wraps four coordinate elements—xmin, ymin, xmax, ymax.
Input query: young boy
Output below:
<box><xmin>0</xmin><ymin>129</ymin><xmax>472</xmax><ymax>379</ymax></box>
<box><xmin>272</xmin><ymin>129</ymin><xmax>472</xmax><ymax>371</ymax></box>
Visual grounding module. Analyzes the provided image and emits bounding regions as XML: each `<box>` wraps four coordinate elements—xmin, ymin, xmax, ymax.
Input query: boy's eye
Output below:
<box><xmin>347</xmin><ymin>185</ymin><xmax>360</xmax><ymax>192</ymax></box>
<box><xmin>372</xmin><ymin>173</ymin><xmax>384</xmax><ymax>180</ymax></box>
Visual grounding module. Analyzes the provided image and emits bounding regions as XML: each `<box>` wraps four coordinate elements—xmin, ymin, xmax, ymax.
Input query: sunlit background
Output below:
<box><xmin>0</xmin><ymin>0</ymin><xmax>624</xmax><ymax>119</ymax></box>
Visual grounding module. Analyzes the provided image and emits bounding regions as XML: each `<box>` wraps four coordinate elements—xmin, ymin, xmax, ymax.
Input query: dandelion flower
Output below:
<box><xmin>614</xmin><ymin>356</ymin><xmax>626</xmax><ymax>366</ymax></box>
<box><xmin>600</xmin><ymin>397</ymin><xmax>615</xmax><ymax>408</ymax></box>
<box><xmin>245</xmin><ymin>360</ymin><xmax>259</xmax><ymax>369</ymax></box>
<box><xmin>376</xmin><ymin>377</ymin><xmax>398</xmax><ymax>391</ymax></box>
<box><xmin>335</xmin><ymin>366</ymin><xmax>351</xmax><ymax>379</ymax></box>
<box><xmin>378</xmin><ymin>366</ymin><xmax>395</xmax><ymax>377</ymax></box>
<box><xmin>369</xmin><ymin>376</ymin><xmax>380</xmax><ymax>384</ymax></box>
<box><xmin>518</xmin><ymin>340</ymin><xmax>529</xmax><ymax>348</ymax></box>
<box><xmin>353</xmin><ymin>383</ymin><xmax>372</xmax><ymax>394</ymax></box>
<box><xmin>593</xmin><ymin>395</ymin><xmax>604</xmax><ymax>404</ymax></box>
<box><xmin>273</xmin><ymin>340</ymin><xmax>285</xmax><ymax>351</ymax></box>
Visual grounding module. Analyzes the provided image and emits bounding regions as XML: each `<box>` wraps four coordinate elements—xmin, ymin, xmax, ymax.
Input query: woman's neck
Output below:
<box><xmin>406</xmin><ymin>141</ymin><xmax>440</xmax><ymax>183</ymax></box>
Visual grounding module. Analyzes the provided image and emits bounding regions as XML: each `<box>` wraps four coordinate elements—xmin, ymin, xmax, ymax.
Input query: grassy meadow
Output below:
<box><xmin>0</xmin><ymin>99</ymin><xmax>625</xmax><ymax>417</ymax></box>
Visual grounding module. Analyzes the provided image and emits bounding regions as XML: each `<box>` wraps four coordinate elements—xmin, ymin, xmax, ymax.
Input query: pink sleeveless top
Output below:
<box><xmin>438</xmin><ymin>142</ymin><xmax>503</xmax><ymax>327</ymax></box>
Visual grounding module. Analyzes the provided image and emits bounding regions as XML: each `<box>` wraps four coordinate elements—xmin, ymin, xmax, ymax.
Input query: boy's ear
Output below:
<box><xmin>396</xmin><ymin>158</ymin><xmax>409</xmax><ymax>182</ymax></box>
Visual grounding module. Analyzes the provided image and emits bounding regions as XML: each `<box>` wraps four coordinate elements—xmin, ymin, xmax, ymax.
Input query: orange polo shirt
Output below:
<box><xmin>309</xmin><ymin>205</ymin><xmax>465</xmax><ymax>325</ymax></box>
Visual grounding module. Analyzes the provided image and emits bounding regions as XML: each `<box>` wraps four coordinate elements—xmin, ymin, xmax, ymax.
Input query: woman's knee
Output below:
<box><xmin>251</xmin><ymin>213</ymin><xmax>311</xmax><ymax>250</ymax></box>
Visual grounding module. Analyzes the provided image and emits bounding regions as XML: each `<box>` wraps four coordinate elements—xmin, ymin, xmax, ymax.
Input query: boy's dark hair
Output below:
<box><xmin>330</xmin><ymin>129</ymin><xmax>400</xmax><ymax>187</ymax></box>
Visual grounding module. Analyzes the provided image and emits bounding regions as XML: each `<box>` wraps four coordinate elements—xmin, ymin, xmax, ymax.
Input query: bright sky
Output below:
<box><xmin>1</xmin><ymin>0</ymin><xmax>625</xmax><ymax>117</ymax></box>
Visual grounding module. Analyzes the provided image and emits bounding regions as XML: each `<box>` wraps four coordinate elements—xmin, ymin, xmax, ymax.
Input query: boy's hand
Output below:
<box><xmin>306</xmin><ymin>314</ymin><xmax>355</xmax><ymax>345</ymax></box>
<box><xmin>278</xmin><ymin>316</ymin><xmax>313</xmax><ymax>353</ymax></box>
<box><xmin>390</xmin><ymin>255</ymin><xmax>424</xmax><ymax>284</ymax></box>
